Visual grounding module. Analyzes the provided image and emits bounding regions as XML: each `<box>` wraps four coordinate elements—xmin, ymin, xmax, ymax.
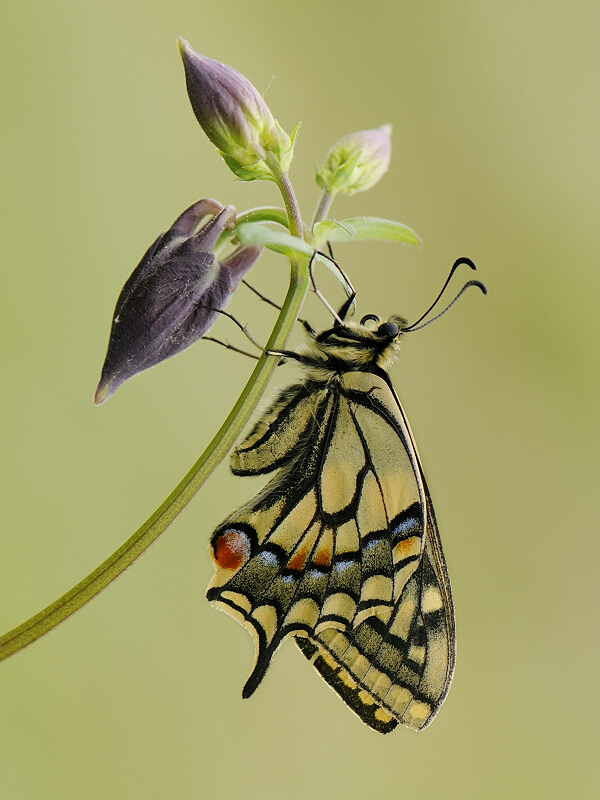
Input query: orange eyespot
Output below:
<box><xmin>213</xmin><ymin>528</ymin><xmax>251</xmax><ymax>570</ymax></box>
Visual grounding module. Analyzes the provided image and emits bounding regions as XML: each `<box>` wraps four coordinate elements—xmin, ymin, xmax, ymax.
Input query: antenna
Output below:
<box><xmin>403</xmin><ymin>257</ymin><xmax>487</xmax><ymax>332</ymax></box>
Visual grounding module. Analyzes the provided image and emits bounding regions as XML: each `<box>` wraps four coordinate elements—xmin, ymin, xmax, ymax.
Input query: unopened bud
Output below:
<box><xmin>178</xmin><ymin>38</ymin><xmax>292</xmax><ymax>178</ymax></box>
<box><xmin>316</xmin><ymin>124</ymin><xmax>392</xmax><ymax>196</ymax></box>
<box><xmin>94</xmin><ymin>202</ymin><xmax>262</xmax><ymax>404</ymax></box>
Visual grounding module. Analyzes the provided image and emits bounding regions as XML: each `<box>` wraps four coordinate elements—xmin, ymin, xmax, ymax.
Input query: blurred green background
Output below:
<box><xmin>1</xmin><ymin>1</ymin><xmax>599</xmax><ymax>798</ymax></box>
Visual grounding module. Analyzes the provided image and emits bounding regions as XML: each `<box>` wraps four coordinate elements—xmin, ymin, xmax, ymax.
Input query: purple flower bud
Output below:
<box><xmin>178</xmin><ymin>38</ymin><xmax>281</xmax><ymax>169</ymax></box>
<box><xmin>316</xmin><ymin>124</ymin><xmax>392</xmax><ymax>196</ymax></box>
<box><xmin>94</xmin><ymin>201</ymin><xmax>263</xmax><ymax>405</ymax></box>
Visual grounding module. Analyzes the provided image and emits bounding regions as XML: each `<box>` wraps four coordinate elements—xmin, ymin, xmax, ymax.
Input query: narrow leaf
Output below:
<box><xmin>235</xmin><ymin>223</ymin><xmax>354</xmax><ymax>301</ymax></box>
<box><xmin>235</xmin><ymin>222</ymin><xmax>313</xmax><ymax>256</ymax></box>
<box><xmin>313</xmin><ymin>217</ymin><xmax>422</xmax><ymax>248</ymax></box>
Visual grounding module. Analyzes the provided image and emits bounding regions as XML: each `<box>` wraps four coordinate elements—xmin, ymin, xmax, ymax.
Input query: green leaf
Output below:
<box><xmin>234</xmin><ymin>224</ymin><xmax>355</xmax><ymax>301</ymax></box>
<box><xmin>319</xmin><ymin>219</ymin><xmax>355</xmax><ymax>236</ymax></box>
<box><xmin>313</xmin><ymin>216</ymin><xmax>422</xmax><ymax>248</ymax></box>
<box><xmin>235</xmin><ymin>222</ymin><xmax>313</xmax><ymax>256</ymax></box>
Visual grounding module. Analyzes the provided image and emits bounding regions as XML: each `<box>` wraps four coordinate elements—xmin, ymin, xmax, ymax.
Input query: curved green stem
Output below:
<box><xmin>215</xmin><ymin>205</ymin><xmax>290</xmax><ymax>254</ymax></box>
<box><xmin>236</xmin><ymin>205</ymin><xmax>290</xmax><ymax>228</ymax></box>
<box><xmin>0</xmin><ymin>166</ymin><xmax>307</xmax><ymax>663</ymax></box>
<box><xmin>266</xmin><ymin>155</ymin><xmax>303</xmax><ymax>238</ymax></box>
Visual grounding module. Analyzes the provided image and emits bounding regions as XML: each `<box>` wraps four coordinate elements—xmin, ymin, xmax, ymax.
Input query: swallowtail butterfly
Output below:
<box><xmin>207</xmin><ymin>263</ymin><xmax>484</xmax><ymax>732</ymax></box>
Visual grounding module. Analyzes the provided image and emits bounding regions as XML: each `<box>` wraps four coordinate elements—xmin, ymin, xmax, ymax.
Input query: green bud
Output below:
<box><xmin>178</xmin><ymin>38</ymin><xmax>294</xmax><ymax>177</ymax></box>
<box><xmin>316</xmin><ymin>124</ymin><xmax>392</xmax><ymax>196</ymax></box>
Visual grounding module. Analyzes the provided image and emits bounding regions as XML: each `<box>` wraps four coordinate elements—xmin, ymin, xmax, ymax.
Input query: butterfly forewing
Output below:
<box><xmin>207</xmin><ymin>334</ymin><xmax>456</xmax><ymax>732</ymax></box>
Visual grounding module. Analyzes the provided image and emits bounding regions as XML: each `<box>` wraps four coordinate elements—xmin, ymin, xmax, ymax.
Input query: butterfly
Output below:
<box><xmin>207</xmin><ymin>261</ymin><xmax>484</xmax><ymax>733</ymax></box>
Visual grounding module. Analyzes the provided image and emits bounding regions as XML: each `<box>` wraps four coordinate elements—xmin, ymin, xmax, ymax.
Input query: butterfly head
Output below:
<box><xmin>358</xmin><ymin>314</ymin><xmax>405</xmax><ymax>339</ymax></box>
<box><xmin>302</xmin><ymin>312</ymin><xmax>408</xmax><ymax>375</ymax></box>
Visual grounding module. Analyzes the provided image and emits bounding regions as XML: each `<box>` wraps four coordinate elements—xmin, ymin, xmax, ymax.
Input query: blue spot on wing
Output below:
<box><xmin>390</xmin><ymin>503</ymin><xmax>422</xmax><ymax>546</ymax></box>
<box><xmin>334</xmin><ymin>559</ymin><xmax>356</xmax><ymax>573</ymax></box>
<box><xmin>258</xmin><ymin>550</ymin><xmax>279</xmax><ymax>567</ymax></box>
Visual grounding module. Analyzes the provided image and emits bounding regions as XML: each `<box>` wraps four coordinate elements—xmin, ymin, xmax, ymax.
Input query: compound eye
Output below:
<box><xmin>377</xmin><ymin>321</ymin><xmax>399</xmax><ymax>337</ymax></box>
<box><xmin>360</xmin><ymin>313</ymin><xmax>380</xmax><ymax>327</ymax></box>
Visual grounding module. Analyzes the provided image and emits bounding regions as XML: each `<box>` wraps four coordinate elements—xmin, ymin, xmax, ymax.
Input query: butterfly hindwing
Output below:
<box><xmin>208</xmin><ymin>381</ymin><xmax>338</xmax><ymax>695</ymax></box>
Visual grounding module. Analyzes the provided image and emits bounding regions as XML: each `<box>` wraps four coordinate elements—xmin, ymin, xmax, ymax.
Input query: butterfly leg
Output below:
<box><xmin>202</xmin><ymin>336</ymin><xmax>260</xmax><ymax>360</ymax></box>
<box><xmin>242</xmin><ymin>280</ymin><xmax>313</xmax><ymax>332</ymax></box>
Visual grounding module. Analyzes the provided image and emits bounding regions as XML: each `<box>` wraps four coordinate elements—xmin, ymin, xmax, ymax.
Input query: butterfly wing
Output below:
<box><xmin>297</xmin><ymin>377</ymin><xmax>455</xmax><ymax>732</ymax></box>
<box><xmin>207</xmin><ymin>371</ymin><xmax>454</xmax><ymax>730</ymax></box>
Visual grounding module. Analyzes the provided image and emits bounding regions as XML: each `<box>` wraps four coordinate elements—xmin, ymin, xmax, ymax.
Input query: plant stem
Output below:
<box><xmin>0</xmin><ymin>169</ymin><xmax>307</xmax><ymax>663</ymax></box>
<box><xmin>266</xmin><ymin>155</ymin><xmax>303</xmax><ymax>239</ymax></box>
<box><xmin>236</xmin><ymin>206</ymin><xmax>290</xmax><ymax>228</ymax></box>
<box><xmin>312</xmin><ymin>189</ymin><xmax>334</xmax><ymax>228</ymax></box>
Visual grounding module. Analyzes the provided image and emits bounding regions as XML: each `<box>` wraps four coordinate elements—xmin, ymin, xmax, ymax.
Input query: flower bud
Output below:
<box><xmin>94</xmin><ymin>202</ymin><xmax>262</xmax><ymax>405</ymax></box>
<box><xmin>316</xmin><ymin>124</ymin><xmax>392</xmax><ymax>196</ymax></box>
<box><xmin>178</xmin><ymin>38</ymin><xmax>290</xmax><ymax>176</ymax></box>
